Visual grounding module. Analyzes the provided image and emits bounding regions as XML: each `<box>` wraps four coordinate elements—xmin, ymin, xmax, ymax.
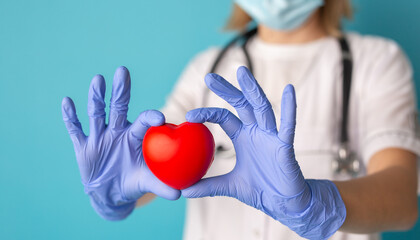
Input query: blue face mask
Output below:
<box><xmin>234</xmin><ymin>0</ymin><xmax>324</xmax><ymax>31</ymax></box>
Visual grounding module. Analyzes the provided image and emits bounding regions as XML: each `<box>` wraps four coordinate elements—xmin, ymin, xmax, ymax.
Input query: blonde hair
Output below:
<box><xmin>225</xmin><ymin>0</ymin><xmax>353</xmax><ymax>37</ymax></box>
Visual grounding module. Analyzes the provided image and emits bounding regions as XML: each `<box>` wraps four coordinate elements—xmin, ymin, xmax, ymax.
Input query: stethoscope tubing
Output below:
<box><xmin>206</xmin><ymin>27</ymin><xmax>360</xmax><ymax>176</ymax></box>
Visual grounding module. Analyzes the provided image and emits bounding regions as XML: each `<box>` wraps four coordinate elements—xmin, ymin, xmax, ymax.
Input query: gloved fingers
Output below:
<box><xmin>236</xmin><ymin>66</ymin><xmax>277</xmax><ymax>133</ymax></box>
<box><xmin>181</xmin><ymin>174</ymin><xmax>231</xmax><ymax>198</ymax></box>
<box><xmin>128</xmin><ymin>110</ymin><xmax>165</xmax><ymax>141</ymax></box>
<box><xmin>62</xmin><ymin>97</ymin><xmax>86</xmax><ymax>147</ymax></box>
<box><xmin>109</xmin><ymin>66</ymin><xmax>131</xmax><ymax>131</ymax></box>
<box><xmin>186</xmin><ymin>107</ymin><xmax>242</xmax><ymax>140</ymax></box>
<box><xmin>278</xmin><ymin>84</ymin><xmax>297</xmax><ymax>145</ymax></box>
<box><xmin>204</xmin><ymin>73</ymin><xmax>256</xmax><ymax>125</ymax></box>
<box><xmin>88</xmin><ymin>74</ymin><xmax>106</xmax><ymax>139</ymax></box>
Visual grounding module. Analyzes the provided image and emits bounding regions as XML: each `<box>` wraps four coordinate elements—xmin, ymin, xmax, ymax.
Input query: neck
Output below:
<box><xmin>257</xmin><ymin>11</ymin><xmax>327</xmax><ymax>44</ymax></box>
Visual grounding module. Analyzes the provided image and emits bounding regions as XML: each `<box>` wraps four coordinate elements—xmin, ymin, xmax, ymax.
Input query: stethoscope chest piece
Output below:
<box><xmin>332</xmin><ymin>142</ymin><xmax>361</xmax><ymax>177</ymax></box>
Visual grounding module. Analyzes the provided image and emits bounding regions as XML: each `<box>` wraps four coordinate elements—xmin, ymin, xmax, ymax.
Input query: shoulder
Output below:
<box><xmin>186</xmin><ymin>47</ymin><xmax>222</xmax><ymax>74</ymax></box>
<box><xmin>346</xmin><ymin>32</ymin><xmax>401</xmax><ymax>52</ymax></box>
<box><xmin>346</xmin><ymin>32</ymin><xmax>411</xmax><ymax>68</ymax></box>
<box><xmin>186</xmin><ymin>44</ymin><xmax>245</xmax><ymax>76</ymax></box>
<box><xmin>346</xmin><ymin>32</ymin><xmax>413</xmax><ymax>85</ymax></box>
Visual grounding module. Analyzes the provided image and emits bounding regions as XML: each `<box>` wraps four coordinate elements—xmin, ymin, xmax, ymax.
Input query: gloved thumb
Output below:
<box><xmin>123</xmin><ymin>167</ymin><xmax>181</xmax><ymax>201</ymax></box>
<box><xmin>181</xmin><ymin>174</ymin><xmax>231</xmax><ymax>198</ymax></box>
<box><xmin>146</xmin><ymin>177</ymin><xmax>181</xmax><ymax>201</ymax></box>
<box><xmin>143</xmin><ymin>167</ymin><xmax>181</xmax><ymax>201</ymax></box>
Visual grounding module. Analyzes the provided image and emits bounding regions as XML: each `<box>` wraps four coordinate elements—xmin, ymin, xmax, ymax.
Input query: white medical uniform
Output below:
<box><xmin>161</xmin><ymin>32</ymin><xmax>420</xmax><ymax>240</ymax></box>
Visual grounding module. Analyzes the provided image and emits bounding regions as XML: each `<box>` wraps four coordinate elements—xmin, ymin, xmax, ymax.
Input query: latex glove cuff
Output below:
<box><xmin>84</xmin><ymin>182</ymin><xmax>137</xmax><ymax>221</ymax></box>
<box><xmin>283</xmin><ymin>179</ymin><xmax>346</xmax><ymax>239</ymax></box>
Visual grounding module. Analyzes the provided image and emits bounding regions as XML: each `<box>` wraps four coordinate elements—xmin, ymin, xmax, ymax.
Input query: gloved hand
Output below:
<box><xmin>182</xmin><ymin>66</ymin><xmax>346</xmax><ymax>239</ymax></box>
<box><xmin>62</xmin><ymin>66</ymin><xmax>181</xmax><ymax>221</ymax></box>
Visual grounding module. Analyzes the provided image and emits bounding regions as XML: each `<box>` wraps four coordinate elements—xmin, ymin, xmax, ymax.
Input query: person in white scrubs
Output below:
<box><xmin>157</xmin><ymin>1</ymin><xmax>420</xmax><ymax>239</ymax></box>
<box><xmin>62</xmin><ymin>0</ymin><xmax>420</xmax><ymax>239</ymax></box>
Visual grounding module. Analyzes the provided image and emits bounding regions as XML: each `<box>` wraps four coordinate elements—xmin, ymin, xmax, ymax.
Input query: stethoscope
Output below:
<box><xmin>207</xmin><ymin>27</ymin><xmax>361</xmax><ymax>177</ymax></box>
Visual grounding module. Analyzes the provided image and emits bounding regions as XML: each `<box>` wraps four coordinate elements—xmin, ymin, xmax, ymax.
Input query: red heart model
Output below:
<box><xmin>142</xmin><ymin>122</ymin><xmax>215</xmax><ymax>190</ymax></box>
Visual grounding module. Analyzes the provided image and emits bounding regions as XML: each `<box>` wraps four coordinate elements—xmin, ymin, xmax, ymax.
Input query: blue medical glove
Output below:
<box><xmin>182</xmin><ymin>66</ymin><xmax>346</xmax><ymax>239</ymax></box>
<box><xmin>62</xmin><ymin>66</ymin><xmax>181</xmax><ymax>221</ymax></box>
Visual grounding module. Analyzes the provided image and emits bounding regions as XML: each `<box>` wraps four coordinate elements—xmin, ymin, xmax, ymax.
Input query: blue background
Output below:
<box><xmin>0</xmin><ymin>0</ymin><xmax>419</xmax><ymax>239</ymax></box>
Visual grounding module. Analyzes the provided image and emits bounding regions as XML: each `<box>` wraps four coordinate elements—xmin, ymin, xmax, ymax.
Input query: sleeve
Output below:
<box><xmin>359</xmin><ymin>38</ymin><xmax>420</xmax><ymax>163</ymax></box>
<box><xmin>160</xmin><ymin>48</ymin><xmax>219</xmax><ymax>124</ymax></box>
